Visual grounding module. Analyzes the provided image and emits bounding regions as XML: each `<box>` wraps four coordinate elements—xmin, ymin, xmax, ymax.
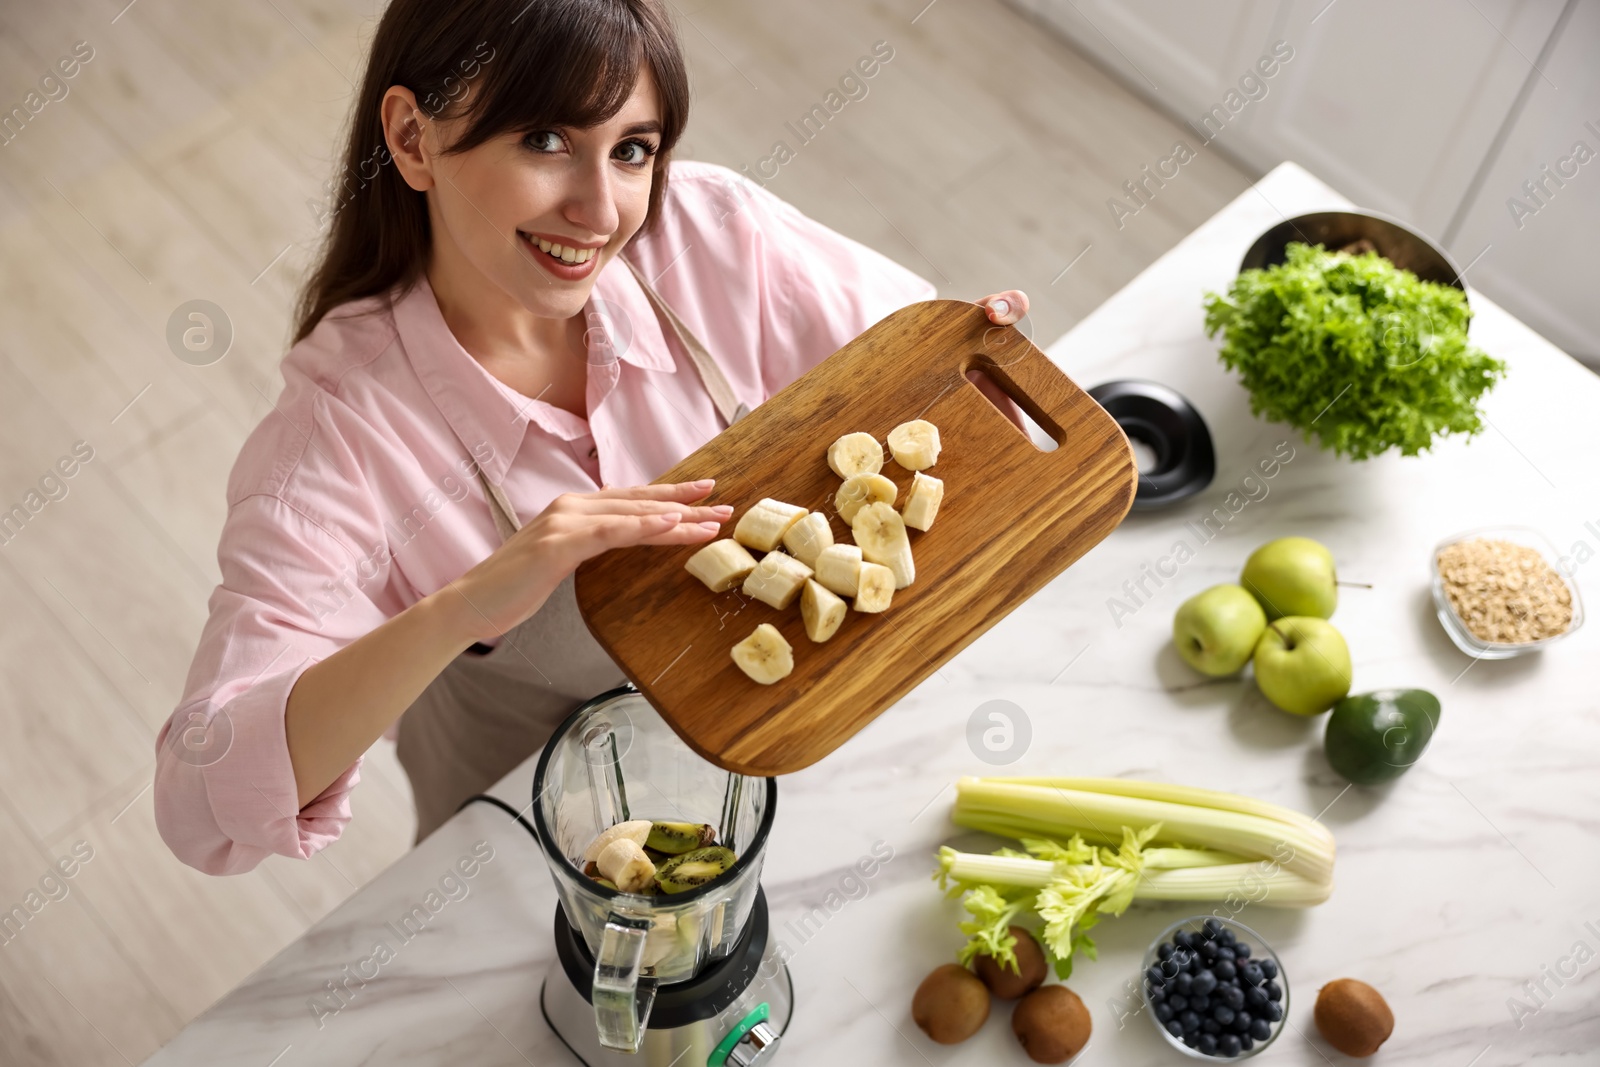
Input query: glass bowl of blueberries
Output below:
<box><xmin>1142</xmin><ymin>916</ymin><xmax>1286</xmax><ymax>1058</ymax></box>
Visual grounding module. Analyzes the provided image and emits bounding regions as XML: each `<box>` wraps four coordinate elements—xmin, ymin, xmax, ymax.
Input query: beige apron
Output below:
<box><xmin>396</xmin><ymin>258</ymin><xmax>747</xmax><ymax>841</ymax></box>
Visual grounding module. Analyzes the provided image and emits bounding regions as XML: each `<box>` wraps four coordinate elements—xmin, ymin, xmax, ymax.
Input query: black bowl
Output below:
<box><xmin>1088</xmin><ymin>380</ymin><xmax>1214</xmax><ymax>511</ymax></box>
<box><xmin>1239</xmin><ymin>210</ymin><xmax>1467</xmax><ymax>296</ymax></box>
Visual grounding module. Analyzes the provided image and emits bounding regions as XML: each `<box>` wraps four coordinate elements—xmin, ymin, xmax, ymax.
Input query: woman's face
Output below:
<box><xmin>394</xmin><ymin>70</ymin><xmax>662</xmax><ymax>321</ymax></box>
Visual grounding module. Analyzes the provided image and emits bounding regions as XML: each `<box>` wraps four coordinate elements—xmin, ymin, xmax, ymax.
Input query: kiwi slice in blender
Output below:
<box><xmin>646</xmin><ymin>822</ymin><xmax>717</xmax><ymax>855</ymax></box>
<box><xmin>654</xmin><ymin>846</ymin><xmax>737</xmax><ymax>893</ymax></box>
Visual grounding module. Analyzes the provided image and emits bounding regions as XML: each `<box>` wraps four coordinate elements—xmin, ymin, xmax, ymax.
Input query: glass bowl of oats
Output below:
<box><xmin>1431</xmin><ymin>527</ymin><xmax>1583</xmax><ymax>659</ymax></box>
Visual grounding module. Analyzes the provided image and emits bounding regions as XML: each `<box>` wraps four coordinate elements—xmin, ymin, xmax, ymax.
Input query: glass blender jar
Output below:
<box><xmin>534</xmin><ymin>686</ymin><xmax>790</xmax><ymax>1065</ymax></box>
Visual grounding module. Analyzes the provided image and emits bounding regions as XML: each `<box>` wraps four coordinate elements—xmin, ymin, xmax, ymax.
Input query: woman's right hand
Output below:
<box><xmin>440</xmin><ymin>479</ymin><xmax>730</xmax><ymax>643</ymax></box>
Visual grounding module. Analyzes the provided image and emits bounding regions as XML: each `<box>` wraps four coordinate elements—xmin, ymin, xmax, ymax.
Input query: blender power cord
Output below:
<box><xmin>456</xmin><ymin>793</ymin><xmax>539</xmax><ymax>842</ymax></box>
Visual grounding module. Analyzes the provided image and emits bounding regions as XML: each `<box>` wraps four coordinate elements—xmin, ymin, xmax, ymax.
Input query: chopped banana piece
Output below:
<box><xmin>596</xmin><ymin>837</ymin><xmax>656</xmax><ymax>894</ymax></box>
<box><xmin>827</xmin><ymin>431</ymin><xmax>884</xmax><ymax>478</ymax></box>
<box><xmin>583</xmin><ymin>820</ymin><xmax>653</xmax><ymax>865</ymax></box>
<box><xmin>852</xmin><ymin>562</ymin><xmax>895</xmax><ymax>612</ymax></box>
<box><xmin>852</xmin><ymin>501</ymin><xmax>915</xmax><ymax>589</ymax></box>
<box><xmin>814</xmin><ymin>544</ymin><xmax>863</xmax><ymax>598</ymax></box>
<box><xmin>800</xmin><ymin>580</ymin><xmax>847</xmax><ymax>642</ymax></box>
<box><xmin>901</xmin><ymin>472</ymin><xmax>944</xmax><ymax>532</ymax></box>
<box><xmin>685</xmin><ymin>539</ymin><xmax>759</xmax><ymax>592</ymax></box>
<box><xmin>733</xmin><ymin>498</ymin><xmax>807</xmax><ymax>552</ymax></box>
<box><xmin>782</xmin><ymin>512</ymin><xmax>834</xmax><ymax>567</ymax></box>
<box><xmin>835</xmin><ymin>472</ymin><xmax>897</xmax><ymax>524</ymax></box>
<box><xmin>731</xmin><ymin>622</ymin><xmax>794</xmax><ymax>684</ymax></box>
<box><xmin>741</xmin><ymin>551</ymin><xmax>813</xmax><ymax>609</ymax></box>
<box><xmin>887</xmin><ymin>419</ymin><xmax>940</xmax><ymax>470</ymax></box>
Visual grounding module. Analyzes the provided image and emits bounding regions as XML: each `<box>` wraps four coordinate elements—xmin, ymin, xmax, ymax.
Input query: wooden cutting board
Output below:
<box><xmin>574</xmin><ymin>300</ymin><xmax>1135</xmax><ymax>776</ymax></box>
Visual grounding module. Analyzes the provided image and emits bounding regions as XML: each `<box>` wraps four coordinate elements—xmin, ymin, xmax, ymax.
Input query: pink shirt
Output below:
<box><xmin>155</xmin><ymin>161</ymin><xmax>935</xmax><ymax>874</ymax></box>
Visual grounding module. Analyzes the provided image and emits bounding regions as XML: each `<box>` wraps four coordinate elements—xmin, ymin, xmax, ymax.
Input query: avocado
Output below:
<box><xmin>1324</xmin><ymin>689</ymin><xmax>1439</xmax><ymax>784</ymax></box>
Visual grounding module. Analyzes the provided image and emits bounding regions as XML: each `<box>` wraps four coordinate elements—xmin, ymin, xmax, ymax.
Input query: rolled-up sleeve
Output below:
<box><xmin>155</xmin><ymin>492</ymin><xmax>390</xmax><ymax>875</ymax></box>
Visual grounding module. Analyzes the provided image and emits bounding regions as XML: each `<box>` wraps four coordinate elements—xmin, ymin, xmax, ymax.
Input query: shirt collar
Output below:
<box><xmin>393</xmin><ymin>264</ymin><xmax>676</xmax><ymax>484</ymax></box>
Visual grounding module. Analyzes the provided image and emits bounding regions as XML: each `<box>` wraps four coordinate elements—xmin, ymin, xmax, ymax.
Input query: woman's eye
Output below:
<box><xmin>613</xmin><ymin>139</ymin><xmax>657</xmax><ymax>167</ymax></box>
<box><xmin>525</xmin><ymin>130</ymin><xmax>563</xmax><ymax>153</ymax></box>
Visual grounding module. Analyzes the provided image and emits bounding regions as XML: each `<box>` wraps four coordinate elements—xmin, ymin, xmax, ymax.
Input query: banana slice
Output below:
<box><xmin>582</xmin><ymin>819</ymin><xmax>653</xmax><ymax>865</ymax></box>
<box><xmin>685</xmin><ymin>539</ymin><xmax>759</xmax><ymax>592</ymax></box>
<box><xmin>741</xmin><ymin>551</ymin><xmax>813</xmax><ymax>609</ymax></box>
<box><xmin>731</xmin><ymin>622</ymin><xmax>794</xmax><ymax>684</ymax></box>
<box><xmin>781</xmin><ymin>512</ymin><xmax>834</xmax><ymax>567</ymax></box>
<box><xmin>814</xmin><ymin>544</ymin><xmax>863</xmax><ymax>598</ymax></box>
<box><xmin>852</xmin><ymin>501</ymin><xmax>915</xmax><ymax>589</ymax></box>
<box><xmin>887</xmin><ymin>419</ymin><xmax>941</xmax><ymax>470</ymax></box>
<box><xmin>853</xmin><ymin>562</ymin><xmax>895</xmax><ymax>612</ymax></box>
<box><xmin>733</xmin><ymin>498</ymin><xmax>807</xmax><ymax>552</ymax></box>
<box><xmin>800</xmin><ymin>580</ymin><xmax>847</xmax><ymax>642</ymax></box>
<box><xmin>901</xmin><ymin>472</ymin><xmax>944</xmax><ymax>532</ymax></box>
<box><xmin>835</xmin><ymin>472</ymin><xmax>897</xmax><ymax>524</ymax></box>
<box><xmin>827</xmin><ymin>431</ymin><xmax>884</xmax><ymax>478</ymax></box>
<box><xmin>596</xmin><ymin>837</ymin><xmax>657</xmax><ymax>894</ymax></box>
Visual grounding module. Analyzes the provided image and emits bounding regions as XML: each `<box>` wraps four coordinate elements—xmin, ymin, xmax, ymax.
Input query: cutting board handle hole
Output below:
<box><xmin>965</xmin><ymin>365</ymin><xmax>1060</xmax><ymax>452</ymax></box>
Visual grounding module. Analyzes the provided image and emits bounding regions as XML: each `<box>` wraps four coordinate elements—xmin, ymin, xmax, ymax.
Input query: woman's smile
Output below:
<box><xmin>519</xmin><ymin>228</ymin><xmax>604</xmax><ymax>281</ymax></box>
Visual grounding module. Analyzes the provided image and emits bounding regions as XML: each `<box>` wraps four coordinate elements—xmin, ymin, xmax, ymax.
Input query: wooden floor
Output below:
<box><xmin>0</xmin><ymin>1</ymin><xmax>1250</xmax><ymax>1061</ymax></box>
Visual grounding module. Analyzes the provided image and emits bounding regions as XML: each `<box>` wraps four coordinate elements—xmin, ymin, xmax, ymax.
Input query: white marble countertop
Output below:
<box><xmin>145</xmin><ymin>163</ymin><xmax>1600</xmax><ymax>1066</ymax></box>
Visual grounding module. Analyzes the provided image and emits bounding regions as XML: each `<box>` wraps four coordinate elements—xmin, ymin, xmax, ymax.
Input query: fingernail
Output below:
<box><xmin>711</xmin><ymin>504</ymin><xmax>734</xmax><ymax>515</ymax></box>
<box><xmin>691</xmin><ymin>478</ymin><xmax>715</xmax><ymax>487</ymax></box>
<box><xmin>992</xmin><ymin>299</ymin><xmax>1010</xmax><ymax>317</ymax></box>
<box><xmin>698</xmin><ymin>521</ymin><xmax>721</xmax><ymax>530</ymax></box>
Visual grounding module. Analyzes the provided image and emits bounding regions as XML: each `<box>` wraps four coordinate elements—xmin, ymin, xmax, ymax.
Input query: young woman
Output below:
<box><xmin>155</xmin><ymin>0</ymin><xmax>1028</xmax><ymax>874</ymax></box>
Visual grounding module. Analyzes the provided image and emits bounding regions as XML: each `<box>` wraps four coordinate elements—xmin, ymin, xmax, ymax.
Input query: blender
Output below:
<box><xmin>534</xmin><ymin>686</ymin><xmax>790</xmax><ymax>1065</ymax></box>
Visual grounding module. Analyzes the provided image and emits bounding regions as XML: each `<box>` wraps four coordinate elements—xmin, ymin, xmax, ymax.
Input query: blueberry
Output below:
<box><xmin>1213</xmin><ymin>1006</ymin><xmax>1235</xmax><ymax>1026</ymax></box>
<box><xmin>1233</xmin><ymin>1010</ymin><xmax>1252</xmax><ymax>1033</ymax></box>
<box><xmin>1203</xmin><ymin>917</ymin><xmax>1223</xmax><ymax>936</ymax></box>
<box><xmin>1199</xmin><ymin>1033</ymin><xmax>1219</xmax><ymax>1055</ymax></box>
<box><xmin>1193</xmin><ymin>970</ymin><xmax>1218</xmax><ymax>997</ymax></box>
<box><xmin>1221</xmin><ymin>985</ymin><xmax>1245</xmax><ymax>1010</ymax></box>
<box><xmin>1176</xmin><ymin>972</ymin><xmax>1194</xmax><ymax>996</ymax></box>
<box><xmin>1155</xmin><ymin>1002</ymin><xmax>1174</xmax><ymax>1023</ymax></box>
<box><xmin>1174</xmin><ymin>931</ymin><xmax>1194</xmax><ymax>949</ymax></box>
<box><xmin>1202</xmin><ymin>1018</ymin><xmax>1222</xmax><ymax>1035</ymax></box>
<box><xmin>1146</xmin><ymin>965</ymin><xmax>1166</xmax><ymax>987</ymax></box>
<box><xmin>1239</xmin><ymin>1034</ymin><xmax>1254</xmax><ymax>1052</ymax></box>
<box><xmin>1169</xmin><ymin>995</ymin><xmax>1188</xmax><ymax>1013</ymax></box>
<box><xmin>1190</xmin><ymin>995</ymin><xmax>1211</xmax><ymax>1013</ymax></box>
<box><xmin>1199</xmin><ymin>939</ymin><xmax>1219</xmax><ymax>961</ymax></box>
<box><xmin>1233</xmin><ymin>941</ymin><xmax>1251</xmax><ymax>959</ymax></box>
<box><xmin>1218</xmin><ymin>927</ymin><xmax>1236</xmax><ymax>945</ymax></box>
<box><xmin>1217</xmin><ymin>946</ymin><xmax>1237</xmax><ymax>961</ymax></box>
<box><xmin>1158</xmin><ymin>941</ymin><xmax>1174</xmax><ymax>960</ymax></box>
<box><xmin>1245</xmin><ymin>986</ymin><xmax>1268</xmax><ymax>1009</ymax></box>
<box><xmin>1258</xmin><ymin>957</ymin><xmax>1277</xmax><ymax>979</ymax></box>
<box><xmin>1266</xmin><ymin>980</ymin><xmax>1282</xmax><ymax>1002</ymax></box>
<box><xmin>1214</xmin><ymin>960</ymin><xmax>1237</xmax><ymax>982</ymax></box>
<box><xmin>1148</xmin><ymin>985</ymin><xmax>1166</xmax><ymax>1004</ymax></box>
<box><xmin>1218</xmin><ymin>1033</ymin><xmax>1242</xmax><ymax>1056</ymax></box>
<box><xmin>1261</xmin><ymin>1001</ymin><xmax>1283</xmax><ymax>1022</ymax></box>
<box><xmin>1183</xmin><ymin>1032</ymin><xmax>1200</xmax><ymax>1049</ymax></box>
<box><xmin>1180</xmin><ymin>1010</ymin><xmax>1201</xmax><ymax>1033</ymax></box>
<box><xmin>1240</xmin><ymin>963</ymin><xmax>1263</xmax><ymax>986</ymax></box>
<box><xmin>1166</xmin><ymin>1019</ymin><xmax>1183</xmax><ymax>1038</ymax></box>
<box><xmin>1249</xmin><ymin>1017</ymin><xmax>1272</xmax><ymax>1041</ymax></box>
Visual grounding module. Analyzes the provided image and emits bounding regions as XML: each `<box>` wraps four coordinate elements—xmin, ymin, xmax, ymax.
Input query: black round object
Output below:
<box><xmin>1089</xmin><ymin>380</ymin><xmax>1215</xmax><ymax>511</ymax></box>
<box><xmin>1239</xmin><ymin>209</ymin><xmax>1467</xmax><ymax>295</ymax></box>
<box><xmin>551</xmin><ymin>886</ymin><xmax>772</xmax><ymax>1028</ymax></box>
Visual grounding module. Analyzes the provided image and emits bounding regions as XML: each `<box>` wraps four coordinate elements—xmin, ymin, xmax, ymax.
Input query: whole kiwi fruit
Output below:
<box><xmin>911</xmin><ymin>963</ymin><xmax>990</xmax><ymax>1045</ymax></box>
<box><xmin>974</xmin><ymin>926</ymin><xmax>1048</xmax><ymax>999</ymax></box>
<box><xmin>1314</xmin><ymin>978</ymin><xmax>1393</xmax><ymax>1057</ymax></box>
<box><xmin>1012</xmin><ymin>985</ymin><xmax>1091</xmax><ymax>1064</ymax></box>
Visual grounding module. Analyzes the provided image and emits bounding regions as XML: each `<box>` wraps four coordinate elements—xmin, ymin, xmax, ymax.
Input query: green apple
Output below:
<box><xmin>1241</xmin><ymin>536</ymin><xmax>1337</xmax><ymax>619</ymax></box>
<box><xmin>1173</xmin><ymin>584</ymin><xmax>1268</xmax><ymax>677</ymax></box>
<box><xmin>1252</xmin><ymin>617</ymin><xmax>1352</xmax><ymax>716</ymax></box>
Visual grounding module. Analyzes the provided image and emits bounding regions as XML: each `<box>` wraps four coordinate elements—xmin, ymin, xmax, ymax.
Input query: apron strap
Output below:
<box><xmin>478</xmin><ymin>472</ymin><xmax>521</xmax><ymax>541</ymax></box>
<box><xmin>622</xmin><ymin>255</ymin><xmax>749</xmax><ymax>428</ymax></box>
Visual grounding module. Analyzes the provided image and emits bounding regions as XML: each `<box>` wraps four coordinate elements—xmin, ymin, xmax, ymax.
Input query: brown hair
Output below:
<box><xmin>293</xmin><ymin>0</ymin><xmax>689</xmax><ymax>343</ymax></box>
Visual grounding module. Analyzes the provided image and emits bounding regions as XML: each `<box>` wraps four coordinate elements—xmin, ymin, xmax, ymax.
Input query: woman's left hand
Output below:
<box><xmin>977</xmin><ymin>290</ymin><xmax>1029</xmax><ymax>325</ymax></box>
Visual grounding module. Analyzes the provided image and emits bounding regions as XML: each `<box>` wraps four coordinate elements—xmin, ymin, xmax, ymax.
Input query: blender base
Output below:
<box><xmin>540</xmin><ymin>948</ymin><xmax>792</xmax><ymax>1067</ymax></box>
